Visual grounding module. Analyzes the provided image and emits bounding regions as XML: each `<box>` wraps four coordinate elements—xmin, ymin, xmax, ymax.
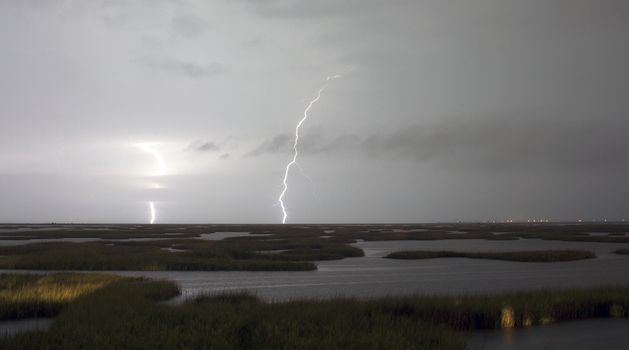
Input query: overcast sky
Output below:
<box><xmin>1</xmin><ymin>0</ymin><xmax>628</xmax><ymax>223</ymax></box>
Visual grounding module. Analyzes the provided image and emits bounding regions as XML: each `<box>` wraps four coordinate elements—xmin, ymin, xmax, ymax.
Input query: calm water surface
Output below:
<box><xmin>0</xmin><ymin>318</ymin><xmax>54</xmax><ymax>337</ymax></box>
<box><xmin>96</xmin><ymin>239</ymin><xmax>629</xmax><ymax>302</ymax></box>
<box><xmin>466</xmin><ymin>319</ymin><xmax>629</xmax><ymax>350</ymax></box>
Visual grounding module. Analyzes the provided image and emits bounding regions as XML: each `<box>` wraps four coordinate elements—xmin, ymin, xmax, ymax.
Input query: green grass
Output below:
<box><xmin>385</xmin><ymin>250</ymin><xmax>596</xmax><ymax>262</ymax></box>
<box><xmin>0</xmin><ymin>273</ymin><xmax>128</xmax><ymax>320</ymax></box>
<box><xmin>2</xmin><ymin>280</ymin><xmax>629</xmax><ymax>350</ymax></box>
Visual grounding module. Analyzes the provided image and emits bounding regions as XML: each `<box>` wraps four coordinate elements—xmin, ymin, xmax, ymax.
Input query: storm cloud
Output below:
<box><xmin>249</xmin><ymin>117</ymin><xmax>629</xmax><ymax>172</ymax></box>
<box><xmin>1</xmin><ymin>0</ymin><xmax>627</xmax><ymax>223</ymax></box>
<box><xmin>145</xmin><ymin>58</ymin><xmax>226</xmax><ymax>79</ymax></box>
<box><xmin>187</xmin><ymin>140</ymin><xmax>222</xmax><ymax>153</ymax></box>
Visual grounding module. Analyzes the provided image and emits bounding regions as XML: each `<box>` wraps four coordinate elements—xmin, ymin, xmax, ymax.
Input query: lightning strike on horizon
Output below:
<box><xmin>149</xmin><ymin>201</ymin><xmax>156</xmax><ymax>224</ymax></box>
<box><xmin>137</xmin><ymin>143</ymin><xmax>166</xmax><ymax>224</ymax></box>
<box><xmin>278</xmin><ymin>74</ymin><xmax>343</xmax><ymax>224</ymax></box>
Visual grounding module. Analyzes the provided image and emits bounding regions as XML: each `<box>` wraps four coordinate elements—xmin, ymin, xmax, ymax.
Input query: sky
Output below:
<box><xmin>1</xmin><ymin>0</ymin><xmax>628</xmax><ymax>223</ymax></box>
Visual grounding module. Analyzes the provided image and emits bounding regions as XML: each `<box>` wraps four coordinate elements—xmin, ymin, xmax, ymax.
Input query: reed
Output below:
<box><xmin>0</xmin><ymin>273</ymin><xmax>126</xmax><ymax>320</ymax></box>
<box><xmin>1</xmin><ymin>277</ymin><xmax>628</xmax><ymax>350</ymax></box>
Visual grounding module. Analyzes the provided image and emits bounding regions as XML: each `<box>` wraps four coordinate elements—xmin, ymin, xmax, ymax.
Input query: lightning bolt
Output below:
<box><xmin>278</xmin><ymin>74</ymin><xmax>343</xmax><ymax>224</ymax></box>
<box><xmin>149</xmin><ymin>201</ymin><xmax>156</xmax><ymax>224</ymax></box>
<box><xmin>137</xmin><ymin>143</ymin><xmax>166</xmax><ymax>224</ymax></box>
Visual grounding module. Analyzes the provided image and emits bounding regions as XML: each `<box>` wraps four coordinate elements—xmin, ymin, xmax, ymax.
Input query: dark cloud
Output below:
<box><xmin>246</xmin><ymin>128</ymin><xmax>362</xmax><ymax>157</ymax></box>
<box><xmin>362</xmin><ymin>118</ymin><xmax>629</xmax><ymax>171</ymax></box>
<box><xmin>235</xmin><ymin>0</ymin><xmax>399</xmax><ymax>19</ymax></box>
<box><xmin>186</xmin><ymin>140</ymin><xmax>221</xmax><ymax>152</ymax></box>
<box><xmin>248</xmin><ymin>117</ymin><xmax>629</xmax><ymax>172</ymax></box>
<box><xmin>171</xmin><ymin>14</ymin><xmax>207</xmax><ymax>38</ymax></box>
<box><xmin>239</xmin><ymin>36</ymin><xmax>266</xmax><ymax>49</ymax></box>
<box><xmin>246</xmin><ymin>134</ymin><xmax>292</xmax><ymax>156</ymax></box>
<box><xmin>147</xmin><ymin>58</ymin><xmax>226</xmax><ymax>79</ymax></box>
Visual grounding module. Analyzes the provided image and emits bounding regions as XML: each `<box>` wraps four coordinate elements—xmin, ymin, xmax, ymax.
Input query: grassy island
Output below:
<box><xmin>385</xmin><ymin>250</ymin><xmax>596</xmax><ymax>262</ymax></box>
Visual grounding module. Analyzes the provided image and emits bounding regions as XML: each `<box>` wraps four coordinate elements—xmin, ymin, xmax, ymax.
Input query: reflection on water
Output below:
<box><xmin>466</xmin><ymin>319</ymin><xmax>629</xmax><ymax>350</ymax></box>
<box><xmin>0</xmin><ymin>318</ymin><xmax>54</xmax><ymax>337</ymax></box>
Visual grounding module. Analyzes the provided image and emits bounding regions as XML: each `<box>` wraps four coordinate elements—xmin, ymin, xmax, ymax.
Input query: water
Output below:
<box><xmin>93</xmin><ymin>239</ymin><xmax>629</xmax><ymax>302</ymax></box>
<box><xmin>2</xmin><ymin>239</ymin><xmax>628</xmax><ymax>301</ymax></box>
<box><xmin>466</xmin><ymin>319</ymin><xmax>629</xmax><ymax>350</ymax></box>
<box><xmin>0</xmin><ymin>318</ymin><xmax>54</xmax><ymax>337</ymax></box>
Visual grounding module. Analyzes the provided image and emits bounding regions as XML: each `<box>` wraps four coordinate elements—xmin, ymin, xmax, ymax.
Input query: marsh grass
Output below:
<box><xmin>0</xmin><ymin>236</ymin><xmax>365</xmax><ymax>271</ymax></box>
<box><xmin>0</xmin><ymin>222</ymin><xmax>627</xmax><ymax>272</ymax></box>
<box><xmin>0</xmin><ymin>273</ymin><xmax>126</xmax><ymax>320</ymax></box>
<box><xmin>3</xmin><ymin>222</ymin><xmax>629</xmax><ymax>243</ymax></box>
<box><xmin>385</xmin><ymin>250</ymin><xmax>596</xmax><ymax>262</ymax></box>
<box><xmin>0</xmin><ymin>224</ymin><xmax>205</xmax><ymax>240</ymax></box>
<box><xmin>2</xmin><ymin>282</ymin><xmax>629</xmax><ymax>350</ymax></box>
<box><xmin>0</xmin><ymin>242</ymin><xmax>318</xmax><ymax>271</ymax></box>
<box><xmin>0</xmin><ymin>281</ymin><xmax>462</xmax><ymax>350</ymax></box>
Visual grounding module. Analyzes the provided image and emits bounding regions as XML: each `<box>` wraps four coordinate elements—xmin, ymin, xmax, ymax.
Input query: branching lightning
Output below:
<box><xmin>278</xmin><ymin>74</ymin><xmax>343</xmax><ymax>224</ymax></box>
<box><xmin>294</xmin><ymin>162</ymin><xmax>319</xmax><ymax>202</ymax></box>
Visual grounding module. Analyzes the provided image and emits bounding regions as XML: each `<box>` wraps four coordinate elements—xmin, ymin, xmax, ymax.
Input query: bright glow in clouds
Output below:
<box><xmin>136</xmin><ymin>143</ymin><xmax>167</xmax><ymax>177</ymax></box>
<box><xmin>278</xmin><ymin>74</ymin><xmax>343</xmax><ymax>224</ymax></box>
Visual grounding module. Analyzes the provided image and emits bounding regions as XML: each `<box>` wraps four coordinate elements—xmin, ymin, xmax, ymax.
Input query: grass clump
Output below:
<box><xmin>372</xmin><ymin>287</ymin><xmax>629</xmax><ymax>330</ymax></box>
<box><xmin>0</xmin><ymin>273</ymin><xmax>127</xmax><ymax>320</ymax></box>
<box><xmin>385</xmin><ymin>250</ymin><xmax>595</xmax><ymax>262</ymax></box>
